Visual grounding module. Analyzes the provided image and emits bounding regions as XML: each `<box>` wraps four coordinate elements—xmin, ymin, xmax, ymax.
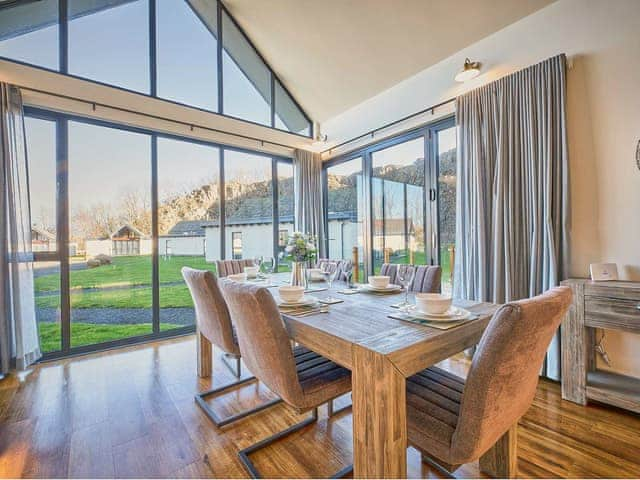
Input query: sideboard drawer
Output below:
<box><xmin>584</xmin><ymin>296</ymin><xmax>640</xmax><ymax>333</ymax></box>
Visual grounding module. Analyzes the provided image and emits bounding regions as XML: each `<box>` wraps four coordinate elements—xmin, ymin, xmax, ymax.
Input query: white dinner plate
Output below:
<box><xmin>416</xmin><ymin>305</ymin><xmax>465</xmax><ymax>318</ymax></box>
<box><xmin>277</xmin><ymin>295</ymin><xmax>319</xmax><ymax>307</ymax></box>
<box><xmin>410</xmin><ymin>307</ymin><xmax>472</xmax><ymax>322</ymax></box>
<box><xmin>360</xmin><ymin>283</ymin><xmax>402</xmax><ymax>293</ymax></box>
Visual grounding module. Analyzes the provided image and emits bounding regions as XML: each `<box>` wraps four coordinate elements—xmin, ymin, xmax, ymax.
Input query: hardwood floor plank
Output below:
<box><xmin>1</xmin><ymin>336</ymin><xmax>640</xmax><ymax>479</ymax></box>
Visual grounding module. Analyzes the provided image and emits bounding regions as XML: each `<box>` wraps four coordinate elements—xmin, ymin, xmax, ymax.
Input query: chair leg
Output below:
<box><xmin>195</xmin><ymin>375</ymin><xmax>282</xmax><ymax>428</ymax></box>
<box><xmin>238</xmin><ymin>407</ymin><xmax>353</xmax><ymax>478</ymax></box>
<box><xmin>221</xmin><ymin>352</ymin><xmax>242</xmax><ymax>378</ymax></box>
<box><xmin>479</xmin><ymin>423</ymin><xmax>518</xmax><ymax>478</ymax></box>
<box><xmin>420</xmin><ymin>453</ymin><xmax>459</xmax><ymax>478</ymax></box>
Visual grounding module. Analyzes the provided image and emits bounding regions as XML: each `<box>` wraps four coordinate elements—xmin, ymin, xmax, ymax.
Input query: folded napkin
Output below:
<box><xmin>388</xmin><ymin>313</ymin><xmax>479</xmax><ymax>330</ymax></box>
<box><xmin>337</xmin><ymin>288</ymin><xmax>359</xmax><ymax>295</ymax></box>
<box><xmin>317</xmin><ymin>298</ymin><xmax>343</xmax><ymax>305</ymax></box>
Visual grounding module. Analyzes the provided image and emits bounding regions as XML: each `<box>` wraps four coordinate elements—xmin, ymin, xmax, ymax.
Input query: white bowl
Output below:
<box><xmin>368</xmin><ymin>275</ymin><xmax>390</xmax><ymax>289</ymax></box>
<box><xmin>244</xmin><ymin>266</ymin><xmax>259</xmax><ymax>279</ymax></box>
<box><xmin>415</xmin><ymin>293</ymin><xmax>453</xmax><ymax>315</ymax></box>
<box><xmin>307</xmin><ymin>268</ymin><xmax>324</xmax><ymax>281</ymax></box>
<box><xmin>227</xmin><ymin>273</ymin><xmax>246</xmax><ymax>282</ymax></box>
<box><xmin>279</xmin><ymin>286</ymin><xmax>305</xmax><ymax>303</ymax></box>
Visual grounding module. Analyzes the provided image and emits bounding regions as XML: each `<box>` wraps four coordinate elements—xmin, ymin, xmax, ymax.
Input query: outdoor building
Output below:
<box><xmin>86</xmin><ymin>223</ymin><xmax>152</xmax><ymax>257</ymax></box>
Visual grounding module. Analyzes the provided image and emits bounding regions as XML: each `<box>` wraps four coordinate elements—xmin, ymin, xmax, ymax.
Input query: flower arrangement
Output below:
<box><xmin>281</xmin><ymin>232</ymin><xmax>317</xmax><ymax>263</ymax></box>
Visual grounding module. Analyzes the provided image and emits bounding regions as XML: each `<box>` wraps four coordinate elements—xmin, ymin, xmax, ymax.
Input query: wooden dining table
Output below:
<box><xmin>272</xmin><ymin>278</ymin><xmax>506</xmax><ymax>478</ymax></box>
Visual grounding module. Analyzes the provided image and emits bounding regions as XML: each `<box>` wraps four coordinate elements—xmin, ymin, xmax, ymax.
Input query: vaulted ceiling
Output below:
<box><xmin>224</xmin><ymin>0</ymin><xmax>555</xmax><ymax>122</ymax></box>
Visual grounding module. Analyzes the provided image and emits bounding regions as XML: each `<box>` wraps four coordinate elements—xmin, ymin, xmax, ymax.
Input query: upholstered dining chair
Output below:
<box><xmin>317</xmin><ymin>258</ymin><xmax>353</xmax><ymax>282</ymax></box>
<box><xmin>410</xmin><ymin>265</ymin><xmax>442</xmax><ymax>293</ymax></box>
<box><xmin>379</xmin><ymin>263</ymin><xmax>399</xmax><ymax>284</ymax></box>
<box><xmin>181</xmin><ymin>267</ymin><xmax>281</xmax><ymax>427</ymax></box>
<box><xmin>220</xmin><ymin>279</ymin><xmax>353</xmax><ymax>478</ymax></box>
<box><xmin>406</xmin><ymin>286</ymin><xmax>572</xmax><ymax>478</ymax></box>
<box><xmin>215</xmin><ymin>259</ymin><xmax>255</xmax><ymax>277</ymax></box>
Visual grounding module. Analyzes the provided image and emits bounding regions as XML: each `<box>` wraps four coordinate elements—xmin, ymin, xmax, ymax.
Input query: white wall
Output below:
<box><xmin>321</xmin><ymin>0</ymin><xmax>640</xmax><ymax>377</ymax></box>
<box><xmin>158</xmin><ymin>236</ymin><xmax>206</xmax><ymax>257</ymax></box>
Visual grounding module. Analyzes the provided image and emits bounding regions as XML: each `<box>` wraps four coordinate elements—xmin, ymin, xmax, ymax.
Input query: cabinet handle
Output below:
<box><xmin>637</xmin><ymin>303</ymin><xmax>640</xmax><ymax>311</ymax></box>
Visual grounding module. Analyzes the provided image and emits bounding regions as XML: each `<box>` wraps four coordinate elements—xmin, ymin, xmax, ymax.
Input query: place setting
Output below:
<box><xmin>388</xmin><ymin>292</ymin><xmax>478</xmax><ymax>330</ymax></box>
<box><xmin>276</xmin><ymin>286</ymin><xmax>329</xmax><ymax>317</ymax></box>
<box><xmin>350</xmin><ymin>275</ymin><xmax>402</xmax><ymax>295</ymax></box>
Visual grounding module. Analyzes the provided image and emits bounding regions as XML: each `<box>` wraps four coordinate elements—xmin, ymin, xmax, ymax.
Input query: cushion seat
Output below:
<box><xmin>293</xmin><ymin>346</ymin><xmax>351</xmax><ymax>411</ymax></box>
<box><xmin>407</xmin><ymin>367</ymin><xmax>465</xmax><ymax>461</ymax></box>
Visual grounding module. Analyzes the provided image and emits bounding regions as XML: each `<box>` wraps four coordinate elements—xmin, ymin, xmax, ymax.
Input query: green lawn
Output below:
<box><xmin>35</xmin><ymin>255</ymin><xmax>216</xmax><ymax>292</ymax></box>
<box><xmin>39</xmin><ymin>322</ymin><xmax>181</xmax><ymax>352</ymax></box>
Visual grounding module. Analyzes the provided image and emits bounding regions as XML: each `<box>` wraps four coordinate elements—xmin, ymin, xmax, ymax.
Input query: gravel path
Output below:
<box><xmin>37</xmin><ymin>307</ymin><xmax>194</xmax><ymax>325</ymax></box>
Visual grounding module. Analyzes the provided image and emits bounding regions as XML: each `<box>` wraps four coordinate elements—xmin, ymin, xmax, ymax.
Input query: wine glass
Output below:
<box><xmin>321</xmin><ymin>262</ymin><xmax>338</xmax><ymax>302</ymax></box>
<box><xmin>260</xmin><ymin>257</ymin><xmax>275</xmax><ymax>282</ymax></box>
<box><xmin>396</xmin><ymin>266</ymin><xmax>416</xmax><ymax>316</ymax></box>
<box><xmin>254</xmin><ymin>256</ymin><xmax>263</xmax><ymax>278</ymax></box>
<box><xmin>342</xmin><ymin>262</ymin><xmax>354</xmax><ymax>288</ymax></box>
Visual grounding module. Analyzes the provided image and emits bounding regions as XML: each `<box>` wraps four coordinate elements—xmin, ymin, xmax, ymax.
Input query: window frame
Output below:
<box><xmin>0</xmin><ymin>0</ymin><xmax>312</xmax><ymax>138</ymax></box>
<box><xmin>25</xmin><ymin>105</ymin><xmax>293</xmax><ymax>361</ymax></box>
<box><xmin>322</xmin><ymin>116</ymin><xmax>456</xmax><ymax>280</ymax></box>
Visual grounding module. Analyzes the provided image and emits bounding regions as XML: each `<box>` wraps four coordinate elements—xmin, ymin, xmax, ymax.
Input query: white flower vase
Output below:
<box><xmin>290</xmin><ymin>261</ymin><xmax>307</xmax><ymax>288</ymax></box>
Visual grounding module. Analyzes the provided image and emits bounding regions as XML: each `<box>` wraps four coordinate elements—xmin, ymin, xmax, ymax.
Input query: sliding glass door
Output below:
<box><xmin>325</xmin><ymin>157</ymin><xmax>365</xmax><ymax>282</ymax></box>
<box><xmin>324</xmin><ymin>117</ymin><xmax>456</xmax><ymax>290</ymax></box>
<box><xmin>24</xmin><ymin>107</ymin><xmax>292</xmax><ymax>358</ymax></box>
<box><xmin>371</xmin><ymin>137</ymin><xmax>425</xmax><ymax>273</ymax></box>
<box><xmin>434</xmin><ymin>125</ymin><xmax>457</xmax><ymax>294</ymax></box>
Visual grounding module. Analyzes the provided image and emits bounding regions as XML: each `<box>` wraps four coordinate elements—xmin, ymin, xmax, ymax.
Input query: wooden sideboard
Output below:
<box><xmin>560</xmin><ymin>279</ymin><xmax>640</xmax><ymax>413</ymax></box>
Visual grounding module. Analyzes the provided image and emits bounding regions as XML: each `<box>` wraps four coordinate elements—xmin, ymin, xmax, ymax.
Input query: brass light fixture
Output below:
<box><xmin>455</xmin><ymin>58</ymin><xmax>481</xmax><ymax>82</ymax></box>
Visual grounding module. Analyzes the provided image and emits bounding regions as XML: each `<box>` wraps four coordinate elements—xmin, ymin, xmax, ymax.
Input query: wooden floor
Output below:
<box><xmin>1</xmin><ymin>336</ymin><xmax>640</xmax><ymax>479</ymax></box>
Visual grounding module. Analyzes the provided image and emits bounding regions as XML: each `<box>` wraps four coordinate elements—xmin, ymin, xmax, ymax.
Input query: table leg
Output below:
<box><xmin>352</xmin><ymin>344</ymin><xmax>407</xmax><ymax>478</ymax></box>
<box><xmin>479</xmin><ymin>424</ymin><xmax>518</xmax><ymax>478</ymax></box>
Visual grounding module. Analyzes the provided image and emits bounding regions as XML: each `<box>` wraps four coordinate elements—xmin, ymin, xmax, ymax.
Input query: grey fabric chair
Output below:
<box><xmin>316</xmin><ymin>258</ymin><xmax>353</xmax><ymax>282</ymax></box>
<box><xmin>410</xmin><ymin>265</ymin><xmax>442</xmax><ymax>293</ymax></box>
<box><xmin>407</xmin><ymin>286</ymin><xmax>572</xmax><ymax>477</ymax></box>
<box><xmin>379</xmin><ymin>263</ymin><xmax>399</xmax><ymax>284</ymax></box>
<box><xmin>215</xmin><ymin>259</ymin><xmax>255</xmax><ymax>277</ymax></box>
<box><xmin>181</xmin><ymin>267</ymin><xmax>281</xmax><ymax>427</ymax></box>
<box><xmin>220</xmin><ymin>279</ymin><xmax>353</xmax><ymax>478</ymax></box>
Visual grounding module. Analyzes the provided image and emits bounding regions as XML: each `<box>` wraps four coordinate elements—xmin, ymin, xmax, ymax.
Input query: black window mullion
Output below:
<box><xmin>149</xmin><ymin>0</ymin><xmax>157</xmax><ymax>97</ymax></box>
<box><xmin>59</xmin><ymin>0</ymin><xmax>68</xmax><ymax>74</ymax></box>
<box><xmin>151</xmin><ymin>135</ymin><xmax>159</xmax><ymax>334</ymax></box>
<box><xmin>217</xmin><ymin>0</ymin><xmax>223</xmax><ymax>114</ymax></box>
<box><xmin>272</xmin><ymin>158</ymin><xmax>279</xmax><ymax>270</ymax></box>
<box><xmin>219</xmin><ymin>149</ymin><xmax>226</xmax><ymax>259</ymax></box>
<box><xmin>57</xmin><ymin>118</ymin><xmax>70</xmax><ymax>352</ymax></box>
<box><xmin>270</xmin><ymin>74</ymin><xmax>275</xmax><ymax>128</ymax></box>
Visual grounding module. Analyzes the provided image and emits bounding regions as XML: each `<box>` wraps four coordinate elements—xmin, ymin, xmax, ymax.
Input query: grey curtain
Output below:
<box><xmin>0</xmin><ymin>83</ymin><xmax>40</xmax><ymax>375</ymax></box>
<box><xmin>453</xmin><ymin>54</ymin><xmax>569</xmax><ymax>380</ymax></box>
<box><xmin>293</xmin><ymin>149</ymin><xmax>326</xmax><ymax>257</ymax></box>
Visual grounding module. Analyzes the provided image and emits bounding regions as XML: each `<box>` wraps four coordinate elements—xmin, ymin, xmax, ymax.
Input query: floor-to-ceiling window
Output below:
<box><xmin>224</xmin><ymin>151</ymin><xmax>274</xmax><ymax>260</ymax></box>
<box><xmin>23</xmin><ymin>108</ymin><xmax>292</xmax><ymax>358</ymax></box>
<box><xmin>435</xmin><ymin>125</ymin><xmax>457</xmax><ymax>293</ymax></box>
<box><xmin>371</xmin><ymin>137</ymin><xmax>425</xmax><ymax>273</ymax></box>
<box><xmin>68</xmin><ymin>0</ymin><xmax>150</xmax><ymax>93</ymax></box>
<box><xmin>157</xmin><ymin>137</ymin><xmax>220</xmax><ymax>331</ymax></box>
<box><xmin>324</xmin><ymin>118</ymin><xmax>456</xmax><ymax>289</ymax></box>
<box><xmin>277</xmin><ymin>162</ymin><xmax>294</xmax><ymax>271</ymax></box>
<box><xmin>0</xmin><ymin>0</ymin><xmax>312</xmax><ymax>137</ymax></box>
<box><xmin>325</xmin><ymin>157</ymin><xmax>365</xmax><ymax>281</ymax></box>
<box><xmin>68</xmin><ymin>121</ymin><xmax>153</xmax><ymax>347</ymax></box>
<box><xmin>25</xmin><ymin>116</ymin><xmax>61</xmax><ymax>353</ymax></box>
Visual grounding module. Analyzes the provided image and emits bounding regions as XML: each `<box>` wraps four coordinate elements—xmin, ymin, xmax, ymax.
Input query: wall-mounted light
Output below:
<box><xmin>455</xmin><ymin>58</ymin><xmax>481</xmax><ymax>82</ymax></box>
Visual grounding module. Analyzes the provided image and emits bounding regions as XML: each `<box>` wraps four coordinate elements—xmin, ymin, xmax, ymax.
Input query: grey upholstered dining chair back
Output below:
<box><xmin>316</xmin><ymin>258</ymin><xmax>352</xmax><ymax>282</ymax></box>
<box><xmin>450</xmin><ymin>286</ymin><xmax>572</xmax><ymax>462</ymax></box>
<box><xmin>220</xmin><ymin>280</ymin><xmax>305</xmax><ymax>406</ymax></box>
<box><xmin>215</xmin><ymin>259</ymin><xmax>255</xmax><ymax>277</ymax></box>
<box><xmin>410</xmin><ymin>265</ymin><xmax>442</xmax><ymax>293</ymax></box>
<box><xmin>379</xmin><ymin>263</ymin><xmax>398</xmax><ymax>284</ymax></box>
<box><xmin>181</xmin><ymin>267</ymin><xmax>239</xmax><ymax>356</ymax></box>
